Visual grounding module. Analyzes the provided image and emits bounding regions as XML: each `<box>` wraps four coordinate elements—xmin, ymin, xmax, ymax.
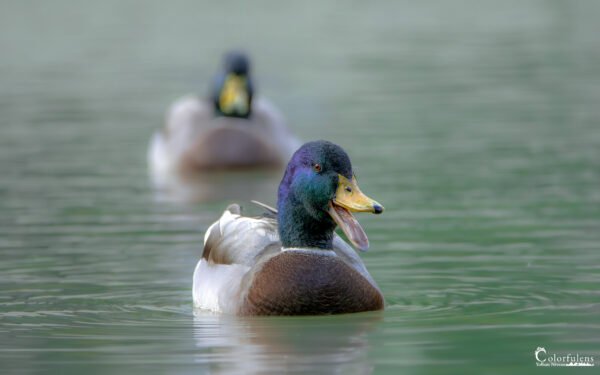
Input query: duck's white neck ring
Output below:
<box><xmin>281</xmin><ymin>247</ymin><xmax>337</xmax><ymax>256</ymax></box>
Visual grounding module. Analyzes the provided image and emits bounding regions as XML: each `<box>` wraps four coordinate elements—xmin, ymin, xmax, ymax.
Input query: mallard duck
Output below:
<box><xmin>149</xmin><ymin>51</ymin><xmax>300</xmax><ymax>180</ymax></box>
<box><xmin>193</xmin><ymin>140</ymin><xmax>385</xmax><ymax>315</ymax></box>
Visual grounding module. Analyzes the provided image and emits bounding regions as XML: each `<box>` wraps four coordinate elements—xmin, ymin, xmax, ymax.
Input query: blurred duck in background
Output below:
<box><xmin>149</xmin><ymin>51</ymin><xmax>300</xmax><ymax>182</ymax></box>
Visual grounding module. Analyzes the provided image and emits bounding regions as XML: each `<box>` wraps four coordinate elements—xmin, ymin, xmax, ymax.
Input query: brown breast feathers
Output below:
<box><xmin>239</xmin><ymin>251</ymin><xmax>384</xmax><ymax>316</ymax></box>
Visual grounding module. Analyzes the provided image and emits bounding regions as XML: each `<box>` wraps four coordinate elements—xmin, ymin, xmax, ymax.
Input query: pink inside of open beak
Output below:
<box><xmin>328</xmin><ymin>202</ymin><xmax>370</xmax><ymax>251</ymax></box>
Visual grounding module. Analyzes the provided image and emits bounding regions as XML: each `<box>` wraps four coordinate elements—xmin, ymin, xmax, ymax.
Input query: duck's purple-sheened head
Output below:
<box><xmin>277</xmin><ymin>140</ymin><xmax>383</xmax><ymax>251</ymax></box>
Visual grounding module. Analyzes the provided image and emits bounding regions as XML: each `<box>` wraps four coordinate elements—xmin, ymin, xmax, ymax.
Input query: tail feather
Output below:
<box><xmin>226</xmin><ymin>203</ymin><xmax>241</xmax><ymax>215</ymax></box>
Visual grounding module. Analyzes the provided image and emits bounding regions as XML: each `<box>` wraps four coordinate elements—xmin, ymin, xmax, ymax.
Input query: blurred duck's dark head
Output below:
<box><xmin>211</xmin><ymin>51</ymin><xmax>254</xmax><ymax>119</ymax></box>
<box><xmin>277</xmin><ymin>140</ymin><xmax>384</xmax><ymax>251</ymax></box>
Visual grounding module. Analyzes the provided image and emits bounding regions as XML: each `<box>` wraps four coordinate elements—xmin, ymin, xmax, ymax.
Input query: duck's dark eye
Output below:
<box><xmin>313</xmin><ymin>163</ymin><xmax>322</xmax><ymax>173</ymax></box>
<box><xmin>345</xmin><ymin>186</ymin><xmax>352</xmax><ymax>193</ymax></box>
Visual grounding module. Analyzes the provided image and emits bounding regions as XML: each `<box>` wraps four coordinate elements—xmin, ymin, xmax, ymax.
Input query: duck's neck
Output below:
<box><xmin>277</xmin><ymin>193</ymin><xmax>336</xmax><ymax>250</ymax></box>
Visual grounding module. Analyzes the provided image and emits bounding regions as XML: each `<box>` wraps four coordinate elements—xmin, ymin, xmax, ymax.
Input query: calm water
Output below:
<box><xmin>1</xmin><ymin>1</ymin><xmax>599</xmax><ymax>373</ymax></box>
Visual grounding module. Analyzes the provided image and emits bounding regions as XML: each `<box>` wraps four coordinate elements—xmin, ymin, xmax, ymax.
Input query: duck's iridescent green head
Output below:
<box><xmin>277</xmin><ymin>140</ymin><xmax>384</xmax><ymax>251</ymax></box>
<box><xmin>211</xmin><ymin>51</ymin><xmax>254</xmax><ymax>118</ymax></box>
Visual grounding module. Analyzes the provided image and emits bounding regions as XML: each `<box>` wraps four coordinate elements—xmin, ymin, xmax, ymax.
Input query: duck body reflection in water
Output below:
<box><xmin>148</xmin><ymin>51</ymin><xmax>300</xmax><ymax>186</ymax></box>
<box><xmin>193</xmin><ymin>312</ymin><xmax>382</xmax><ymax>374</ymax></box>
<box><xmin>193</xmin><ymin>141</ymin><xmax>385</xmax><ymax>315</ymax></box>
